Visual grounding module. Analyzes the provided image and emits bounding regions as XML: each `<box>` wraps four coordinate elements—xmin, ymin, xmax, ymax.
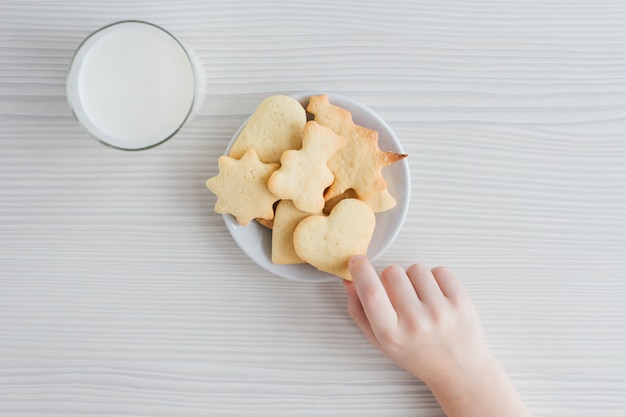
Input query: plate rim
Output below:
<box><xmin>221</xmin><ymin>92</ymin><xmax>411</xmax><ymax>283</ymax></box>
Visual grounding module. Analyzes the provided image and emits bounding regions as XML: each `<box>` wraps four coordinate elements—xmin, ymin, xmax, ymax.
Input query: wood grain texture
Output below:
<box><xmin>1</xmin><ymin>1</ymin><xmax>626</xmax><ymax>416</ymax></box>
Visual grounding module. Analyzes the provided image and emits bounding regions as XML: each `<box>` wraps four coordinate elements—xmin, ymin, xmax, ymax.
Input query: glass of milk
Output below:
<box><xmin>67</xmin><ymin>21</ymin><xmax>200</xmax><ymax>150</ymax></box>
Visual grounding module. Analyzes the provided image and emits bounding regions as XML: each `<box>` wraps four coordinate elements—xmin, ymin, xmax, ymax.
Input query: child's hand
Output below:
<box><xmin>344</xmin><ymin>255</ymin><xmax>493</xmax><ymax>387</ymax></box>
<box><xmin>345</xmin><ymin>256</ymin><xmax>534</xmax><ymax>417</ymax></box>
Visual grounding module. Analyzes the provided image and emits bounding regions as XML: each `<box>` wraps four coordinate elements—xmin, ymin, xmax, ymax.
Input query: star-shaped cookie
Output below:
<box><xmin>307</xmin><ymin>94</ymin><xmax>407</xmax><ymax>202</ymax></box>
<box><xmin>206</xmin><ymin>148</ymin><xmax>279</xmax><ymax>226</ymax></box>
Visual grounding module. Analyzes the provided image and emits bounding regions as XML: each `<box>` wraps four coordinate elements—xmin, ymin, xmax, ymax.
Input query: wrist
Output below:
<box><xmin>422</xmin><ymin>346</ymin><xmax>497</xmax><ymax>392</ymax></box>
<box><xmin>425</xmin><ymin>353</ymin><xmax>533</xmax><ymax>417</ymax></box>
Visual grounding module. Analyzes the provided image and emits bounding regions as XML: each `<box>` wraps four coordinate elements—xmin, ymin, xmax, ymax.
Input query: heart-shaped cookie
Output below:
<box><xmin>229</xmin><ymin>95</ymin><xmax>307</xmax><ymax>164</ymax></box>
<box><xmin>293</xmin><ymin>198</ymin><xmax>376</xmax><ymax>280</ymax></box>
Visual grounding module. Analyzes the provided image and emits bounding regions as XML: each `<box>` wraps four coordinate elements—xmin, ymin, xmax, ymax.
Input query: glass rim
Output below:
<box><xmin>66</xmin><ymin>20</ymin><xmax>198</xmax><ymax>151</ymax></box>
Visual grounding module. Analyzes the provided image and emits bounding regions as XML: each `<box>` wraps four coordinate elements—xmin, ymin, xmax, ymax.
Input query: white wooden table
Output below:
<box><xmin>2</xmin><ymin>1</ymin><xmax>626</xmax><ymax>416</ymax></box>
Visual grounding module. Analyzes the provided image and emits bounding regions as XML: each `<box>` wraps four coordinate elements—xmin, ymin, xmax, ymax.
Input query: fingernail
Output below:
<box><xmin>349</xmin><ymin>254</ymin><xmax>367</xmax><ymax>264</ymax></box>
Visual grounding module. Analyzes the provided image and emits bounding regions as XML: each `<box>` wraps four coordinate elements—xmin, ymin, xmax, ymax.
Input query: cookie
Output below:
<box><xmin>323</xmin><ymin>187</ymin><xmax>396</xmax><ymax>214</ymax></box>
<box><xmin>271</xmin><ymin>200</ymin><xmax>313</xmax><ymax>265</ymax></box>
<box><xmin>323</xmin><ymin>189</ymin><xmax>359</xmax><ymax>215</ymax></box>
<box><xmin>256</xmin><ymin>218</ymin><xmax>274</xmax><ymax>229</ymax></box>
<box><xmin>268</xmin><ymin>121</ymin><xmax>345</xmax><ymax>213</ymax></box>
<box><xmin>293</xmin><ymin>198</ymin><xmax>376</xmax><ymax>280</ymax></box>
<box><xmin>206</xmin><ymin>148</ymin><xmax>279</xmax><ymax>226</ymax></box>
<box><xmin>306</xmin><ymin>94</ymin><xmax>407</xmax><ymax>202</ymax></box>
<box><xmin>362</xmin><ymin>188</ymin><xmax>397</xmax><ymax>213</ymax></box>
<box><xmin>229</xmin><ymin>95</ymin><xmax>307</xmax><ymax>164</ymax></box>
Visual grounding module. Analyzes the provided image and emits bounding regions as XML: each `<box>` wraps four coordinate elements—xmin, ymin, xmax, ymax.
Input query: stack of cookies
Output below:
<box><xmin>206</xmin><ymin>94</ymin><xmax>407</xmax><ymax>280</ymax></box>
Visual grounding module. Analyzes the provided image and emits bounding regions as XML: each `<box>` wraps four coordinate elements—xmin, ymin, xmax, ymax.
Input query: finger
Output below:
<box><xmin>379</xmin><ymin>265</ymin><xmax>421</xmax><ymax>316</ymax></box>
<box><xmin>430</xmin><ymin>266</ymin><xmax>469</xmax><ymax>301</ymax></box>
<box><xmin>406</xmin><ymin>263</ymin><xmax>446</xmax><ymax>304</ymax></box>
<box><xmin>348</xmin><ymin>255</ymin><xmax>398</xmax><ymax>336</ymax></box>
<box><xmin>343</xmin><ymin>280</ymin><xmax>382</xmax><ymax>350</ymax></box>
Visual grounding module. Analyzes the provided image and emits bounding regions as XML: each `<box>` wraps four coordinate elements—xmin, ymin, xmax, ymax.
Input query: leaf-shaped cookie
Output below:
<box><xmin>307</xmin><ymin>94</ymin><xmax>407</xmax><ymax>202</ymax></box>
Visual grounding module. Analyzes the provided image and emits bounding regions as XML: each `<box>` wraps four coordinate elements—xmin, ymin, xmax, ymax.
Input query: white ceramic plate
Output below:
<box><xmin>222</xmin><ymin>92</ymin><xmax>410</xmax><ymax>282</ymax></box>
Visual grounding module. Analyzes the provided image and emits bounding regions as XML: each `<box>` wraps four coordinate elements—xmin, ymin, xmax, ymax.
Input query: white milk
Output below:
<box><xmin>68</xmin><ymin>21</ymin><xmax>196</xmax><ymax>150</ymax></box>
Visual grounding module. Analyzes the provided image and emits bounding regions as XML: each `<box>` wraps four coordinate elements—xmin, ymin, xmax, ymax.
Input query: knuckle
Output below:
<box><xmin>347</xmin><ymin>302</ymin><xmax>360</xmax><ymax>320</ymax></box>
<box><xmin>361</xmin><ymin>286</ymin><xmax>384</xmax><ymax>307</ymax></box>
<box><xmin>404</xmin><ymin>315</ymin><xmax>432</xmax><ymax>336</ymax></box>
<box><xmin>377</xmin><ymin>328</ymin><xmax>401</xmax><ymax>349</ymax></box>
<box><xmin>433</xmin><ymin>308</ymin><xmax>453</xmax><ymax>327</ymax></box>
<box><xmin>459</xmin><ymin>298</ymin><xmax>478</xmax><ymax>316</ymax></box>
